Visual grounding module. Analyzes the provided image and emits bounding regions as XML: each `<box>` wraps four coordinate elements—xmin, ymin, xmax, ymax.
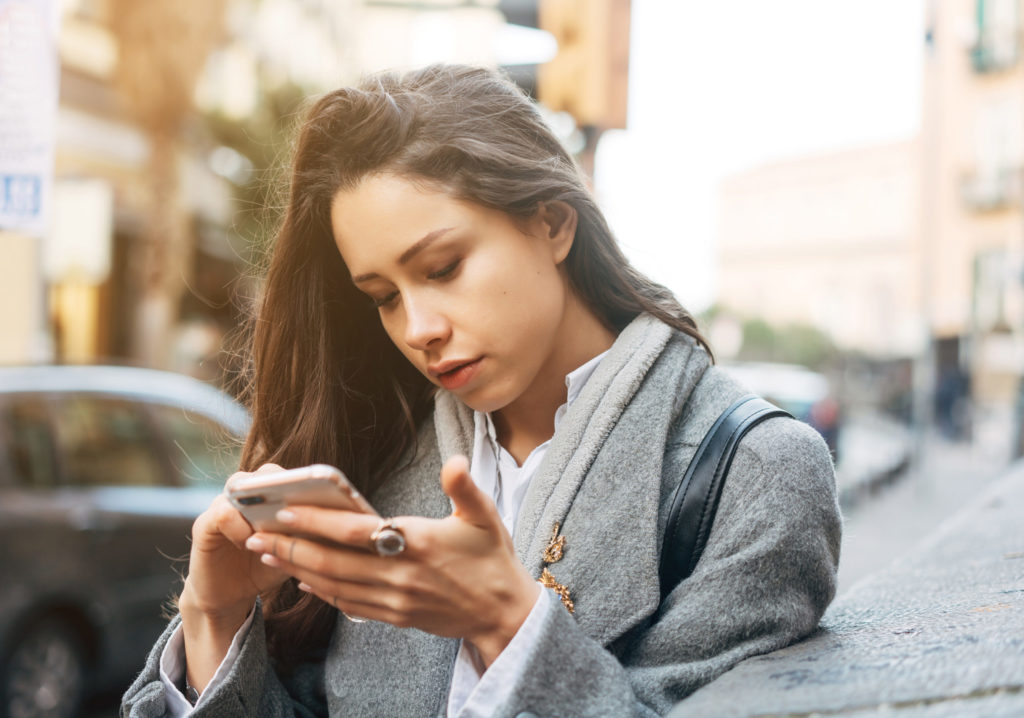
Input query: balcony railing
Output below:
<box><xmin>960</xmin><ymin>167</ymin><xmax>1023</xmax><ymax>211</ymax></box>
<box><xmin>969</xmin><ymin>34</ymin><xmax>1020</xmax><ymax>73</ymax></box>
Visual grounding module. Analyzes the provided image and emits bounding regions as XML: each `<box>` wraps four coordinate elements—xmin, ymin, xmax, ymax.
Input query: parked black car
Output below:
<box><xmin>0</xmin><ymin>366</ymin><xmax>249</xmax><ymax>718</ymax></box>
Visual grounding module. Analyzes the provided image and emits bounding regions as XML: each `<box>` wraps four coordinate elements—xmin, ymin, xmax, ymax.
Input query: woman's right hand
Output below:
<box><xmin>178</xmin><ymin>463</ymin><xmax>291</xmax><ymax>692</ymax></box>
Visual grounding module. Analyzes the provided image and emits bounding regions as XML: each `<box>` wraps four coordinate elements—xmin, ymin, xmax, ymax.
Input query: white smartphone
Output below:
<box><xmin>225</xmin><ymin>463</ymin><xmax>379</xmax><ymax>535</ymax></box>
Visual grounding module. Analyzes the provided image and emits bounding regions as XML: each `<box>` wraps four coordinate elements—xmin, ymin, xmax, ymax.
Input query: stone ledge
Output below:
<box><xmin>669</xmin><ymin>462</ymin><xmax>1024</xmax><ymax>717</ymax></box>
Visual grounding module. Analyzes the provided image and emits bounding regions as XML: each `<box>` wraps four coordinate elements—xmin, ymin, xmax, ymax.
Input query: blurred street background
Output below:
<box><xmin>2</xmin><ymin>0</ymin><xmax>1024</xmax><ymax>715</ymax></box>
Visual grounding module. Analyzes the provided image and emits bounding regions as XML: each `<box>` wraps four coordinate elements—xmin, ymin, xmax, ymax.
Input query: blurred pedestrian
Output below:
<box><xmin>122</xmin><ymin>65</ymin><xmax>841</xmax><ymax>717</ymax></box>
<box><xmin>935</xmin><ymin>365</ymin><xmax>970</xmax><ymax>440</ymax></box>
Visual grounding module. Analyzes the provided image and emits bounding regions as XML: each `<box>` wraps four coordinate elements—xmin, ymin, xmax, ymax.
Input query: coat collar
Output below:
<box><xmin>434</xmin><ymin>314</ymin><xmax>711</xmax><ymax>645</ymax></box>
<box><xmin>509</xmin><ymin>313</ymin><xmax>674</xmax><ymax>567</ymax></box>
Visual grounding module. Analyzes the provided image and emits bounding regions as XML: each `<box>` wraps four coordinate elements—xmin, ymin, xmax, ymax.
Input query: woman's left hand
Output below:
<box><xmin>244</xmin><ymin>455</ymin><xmax>541</xmax><ymax>667</ymax></box>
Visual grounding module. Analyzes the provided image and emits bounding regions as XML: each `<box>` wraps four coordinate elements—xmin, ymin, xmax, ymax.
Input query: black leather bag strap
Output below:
<box><xmin>659</xmin><ymin>394</ymin><xmax>793</xmax><ymax>599</ymax></box>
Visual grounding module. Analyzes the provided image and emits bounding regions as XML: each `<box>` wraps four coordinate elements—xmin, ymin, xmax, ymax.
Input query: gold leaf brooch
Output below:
<box><xmin>537</xmin><ymin>522</ymin><xmax>574</xmax><ymax>614</ymax></box>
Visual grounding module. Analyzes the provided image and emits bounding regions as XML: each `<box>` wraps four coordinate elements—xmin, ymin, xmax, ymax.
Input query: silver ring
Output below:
<box><xmin>369</xmin><ymin>518</ymin><xmax>406</xmax><ymax>557</ymax></box>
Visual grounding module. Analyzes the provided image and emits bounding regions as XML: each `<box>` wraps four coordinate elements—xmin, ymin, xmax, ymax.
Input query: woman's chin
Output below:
<box><xmin>453</xmin><ymin>385</ymin><xmax>516</xmax><ymax>416</ymax></box>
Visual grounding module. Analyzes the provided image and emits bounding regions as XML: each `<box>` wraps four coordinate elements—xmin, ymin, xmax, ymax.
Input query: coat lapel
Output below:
<box><xmin>434</xmin><ymin>314</ymin><xmax>711</xmax><ymax>647</ymax></box>
<box><xmin>511</xmin><ymin>315</ymin><xmax>673</xmax><ymax>571</ymax></box>
<box><xmin>526</xmin><ymin>330</ymin><xmax>707</xmax><ymax>646</ymax></box>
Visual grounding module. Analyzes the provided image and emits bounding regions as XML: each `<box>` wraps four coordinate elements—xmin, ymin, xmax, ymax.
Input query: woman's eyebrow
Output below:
<box><xmin>398</xmin><ymin>227</ymin><xmax>454</xmax><ymax>265</ymax></box>
<box><xmin>351</xmin><ymin>227</ymin><xmax>454</xmax><ymax>284</ymax></box>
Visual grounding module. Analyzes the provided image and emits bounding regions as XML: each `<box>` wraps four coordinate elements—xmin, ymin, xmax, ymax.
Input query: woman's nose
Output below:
<box><xmin>403</xmin><ymin>296</ymin><xmax>451</xmax><ymax>351</ymax></box>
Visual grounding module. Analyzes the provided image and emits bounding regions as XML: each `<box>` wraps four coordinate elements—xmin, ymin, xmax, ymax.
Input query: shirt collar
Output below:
<box><xmin>565</xmin><ymin>349</ymin><xmax>609</xmax><ymax>407</ymax></box>
<box><xmin>477</xmin><ymin>349</ymin><xmax>610</xmax><ymax>443</ymax></box>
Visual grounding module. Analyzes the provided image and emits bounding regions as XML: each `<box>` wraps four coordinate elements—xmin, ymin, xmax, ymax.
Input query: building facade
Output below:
<box><xmin>718</xmin><ymin>0</ymin><xmax>1024</xmax><ymax>430</ymax></box>
<box><xmin>922</xmin><ymin>0</ymin><xmax>1024</xmax><ymax>409</ymax></box>
<box><xmin>717</xmin><ymin>141</ymin><xmax>921</xmax><ymax>359</ymax></box>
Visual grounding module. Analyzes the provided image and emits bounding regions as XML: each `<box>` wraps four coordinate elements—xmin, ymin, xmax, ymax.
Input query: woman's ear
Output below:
<box><xmin>536</xmin><ymin>201</ymin><xmax>578</xmax><ymax>264</ymax></box>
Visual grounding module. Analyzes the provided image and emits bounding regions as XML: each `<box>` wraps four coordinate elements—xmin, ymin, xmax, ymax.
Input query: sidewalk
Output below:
<box><xmin>829</xmin><ymin>413</ymin><xmax>1004</xmax><ymax>594</ymax></box>
<box><xmin>837</xmin><ymin>427</ymin><xmax>1008</xmax><ymax>594</ymax></box>
<box><xmin>669</xmin><ymin>460</ymin><xmax>1024</xmax><ymax>717</ymax></box>
<box><xmin>834</xmin><ymin>410</ymin><xmax>912</xmax><ymax>508</ymax></box>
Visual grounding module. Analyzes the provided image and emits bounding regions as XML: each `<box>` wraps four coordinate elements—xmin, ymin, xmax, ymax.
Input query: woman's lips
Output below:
<box><xmin>437</xmin><ymin>358</ymin><xmax>482</xmax><ymax>391</ymax></box>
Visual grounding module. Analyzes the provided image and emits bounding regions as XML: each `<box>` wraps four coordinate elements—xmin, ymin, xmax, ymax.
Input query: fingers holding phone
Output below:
<box><xmin>183</xmin><ymin>464</ymin><xmax>295</xmax><ymax>619</ymax></box>
<box><xmin>241</xmin><ymin>457</ymin><xmax>539</xmax><ymax>662</ymax></box>
<box><xmin>226</xmin><ymin>463</ymin><xmax>388</xmax><ymax>588</ymax></box>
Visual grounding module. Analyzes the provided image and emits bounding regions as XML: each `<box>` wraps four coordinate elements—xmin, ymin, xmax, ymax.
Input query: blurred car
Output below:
<box><xmin>719</xmin><ymin>362</ymin><xmax>842</xmax><ymax>461</ymax></box>
<box><xmin>0</xmin><ymin>366</ymin><xmax>250</xmax><ymax>718</ymax></box>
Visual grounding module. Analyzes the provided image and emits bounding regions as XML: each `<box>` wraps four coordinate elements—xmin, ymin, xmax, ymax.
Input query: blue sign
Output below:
<box><xmin>0</xmin><ymin>0</ymin><xmax>59</xmax><ymax>235</ymax></box>
<box><xmin>0</xmin><ymin>174</ymin><xmax>42</xmax><ymax>218</ymax></box>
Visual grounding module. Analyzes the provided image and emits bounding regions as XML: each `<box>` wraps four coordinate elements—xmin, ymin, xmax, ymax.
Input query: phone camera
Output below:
<box><xmin>237</xmin><ymin>495</ymin><xmax>266</xmax><ymax>506</ymax></box>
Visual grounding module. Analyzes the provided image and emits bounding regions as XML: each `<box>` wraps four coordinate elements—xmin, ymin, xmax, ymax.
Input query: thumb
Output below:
<box><xmin>441</xmin><ymin>455</ymin><xmax>498</xmax><ymax>529</ymax></box>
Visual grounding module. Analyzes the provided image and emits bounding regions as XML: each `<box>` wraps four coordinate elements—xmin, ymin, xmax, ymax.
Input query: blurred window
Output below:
<box><xmin>151</xmin><ymin>405</ymin><xmax>240</xmax><ymax>487</ymax></box>
<box><xmin>973</xmin><ymin>0</ymin><xmax>1020</xmax><ymax>71</ymax></box>
<box><xmin>0</xmin><ymin>395</ymin><xmax>58</xmax><ymax>488</ymax></box>
<box><xmin>974</xmin><ymin>97</ymin><xmax>1022</xmax><ymax>177</ymax></box>
<box><xmin>974</xmin><ymin>249</ymin><xmax>1011</xmax><ymax>331</ymax></box>
<box><xmin>51</xmin><ymin>395</ymin><xmax>167</xmax><ymax>487</ymax></box>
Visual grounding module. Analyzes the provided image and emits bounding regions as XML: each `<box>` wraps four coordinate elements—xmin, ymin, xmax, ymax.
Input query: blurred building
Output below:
<box><xmin>2</xmin><ymin>0</ymin><xmax>365</xmax><ymax>373</ymax></box>
<box><xmin>2</xmin><ymin>0</ymin><xmax>628</xmax><ymax>382</ymax></box>
<box><xmin>717</xmin><ymin>141</ymin><xmax>922</xmax><ymax>359</ymax></box>
<box><xmin>0</xmin><ymin>0</ymin><xmax>239</xmax><ymax>372</ymax></box>
<box><xmin>718</xmin><ymin>0</ymin><xmax>1024</xmax><ymax>438</ymax></box>
<box><xmin>922</xmin><ymin>0</ymin><xmax>1024</xmax><ymax>418</ymax></box>
<box><xmin>0</xmin><ymin>0</ymin><xmax>58</xmax><ymax>365</ymax></box>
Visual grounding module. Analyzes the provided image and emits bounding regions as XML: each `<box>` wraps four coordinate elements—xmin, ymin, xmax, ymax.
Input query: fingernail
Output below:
<box><xmin>297</xmin><ymin>582</ymin><xmax>312</xmax><ymax>592</ymax></box>
<box><xmin>276</xmin><ymin>509</ymin><xmax>296</xmax><ymax>523</ymax></box>
<box><xmin>245</xmin><ymin>536</ymin><xmax>264</xmax><ymax>552</ymax></box>
<box><xmin>260</xmin><ymin>553</ymin><xmax>280</xmax><ymax>567</ymax></box>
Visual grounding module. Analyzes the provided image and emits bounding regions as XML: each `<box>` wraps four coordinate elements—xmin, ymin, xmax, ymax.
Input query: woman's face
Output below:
<box><xmin>330</xmin><ymin>173</ymin><xmax>576</xmax><ymax>415</ymax></box>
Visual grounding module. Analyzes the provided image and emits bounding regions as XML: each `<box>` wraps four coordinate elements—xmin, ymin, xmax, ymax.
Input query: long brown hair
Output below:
<box><xmin>237</xmin><ymin>64</ymin><xmax>711</xmax><ymax>669</ymax></box>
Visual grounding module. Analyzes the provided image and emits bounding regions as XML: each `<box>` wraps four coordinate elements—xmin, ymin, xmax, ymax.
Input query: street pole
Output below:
<box><xmin>913</xmin><ymin>0</ymin><xmax>941</xmax><ymax>491</ymax></box>
<box><xmin>1015</xmin><ymin>52</ymin><xmax>1024</xmax><ymax>460</ymax></box>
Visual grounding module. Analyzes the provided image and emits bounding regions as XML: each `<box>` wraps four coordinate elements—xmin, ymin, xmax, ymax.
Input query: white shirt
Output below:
<box><xmin>160</xmin><ymin>350</ymin><xmax>608</xmax><ymax>717</ymax></box>
<box><xmin>447</xmin><ymin>350</ymin><xmax>607</xmax><ymax>716</ymax></box>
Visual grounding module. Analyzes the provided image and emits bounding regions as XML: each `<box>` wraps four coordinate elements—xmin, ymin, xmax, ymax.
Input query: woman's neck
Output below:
<box><xmin>492</xmin><ymin>297</ymin><xmax>616</xmax><ymax>465</ymax></box>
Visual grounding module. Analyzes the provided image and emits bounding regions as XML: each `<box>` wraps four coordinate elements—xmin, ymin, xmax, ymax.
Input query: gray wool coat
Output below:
<box><xmin>122</xmin><ymin>314</ymin><xmax>842</xmax><ymax>718</ymax></box>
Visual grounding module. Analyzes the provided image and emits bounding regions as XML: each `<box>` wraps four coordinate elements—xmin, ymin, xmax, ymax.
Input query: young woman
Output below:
<box><xmin>123</xmin><ymin>65</ymin><xmax>841</xmax><ymax>718</ymax></box>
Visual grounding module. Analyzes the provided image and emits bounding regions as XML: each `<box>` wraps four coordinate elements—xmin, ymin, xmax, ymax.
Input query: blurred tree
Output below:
<box><xmin>737</xmin><ymin>318</ymin><xmax>838</xmax><ymax>370</ymax></box>
<box><xmin>109</xmin><ymin>0</ymin><xmax>228</xmax><ymax>368</ymax></box>
<box><xmin>202</xmin><ymin>81</ymin><xmax>310</xmax><ymax>266</ymax></box>
<box><xmin>738</xmin><ymin>317</ymin><xmax>777</xmax><ymax>360</ymax></box>
<box><xmin>701</xmin><ymin>305</ymin><xmax>840</xmax><ymax>371</ymax></box>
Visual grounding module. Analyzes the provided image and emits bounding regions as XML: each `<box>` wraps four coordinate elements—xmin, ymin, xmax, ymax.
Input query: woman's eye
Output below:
<box><xmin>428</xmin><ymin>260</ymin><xmax>460</xmax><ymax>280</ymax></box>
<box><xmin>371</xmin><ymin>291</ymin><xmax>399</xmax><ymax>309</ymax></box>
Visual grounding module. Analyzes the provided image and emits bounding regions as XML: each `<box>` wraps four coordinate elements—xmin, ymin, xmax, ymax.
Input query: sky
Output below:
<box><xmin>594</xmin><ymin>0</ymin><xmax>926</xmax><ymax>312</ymax></box>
